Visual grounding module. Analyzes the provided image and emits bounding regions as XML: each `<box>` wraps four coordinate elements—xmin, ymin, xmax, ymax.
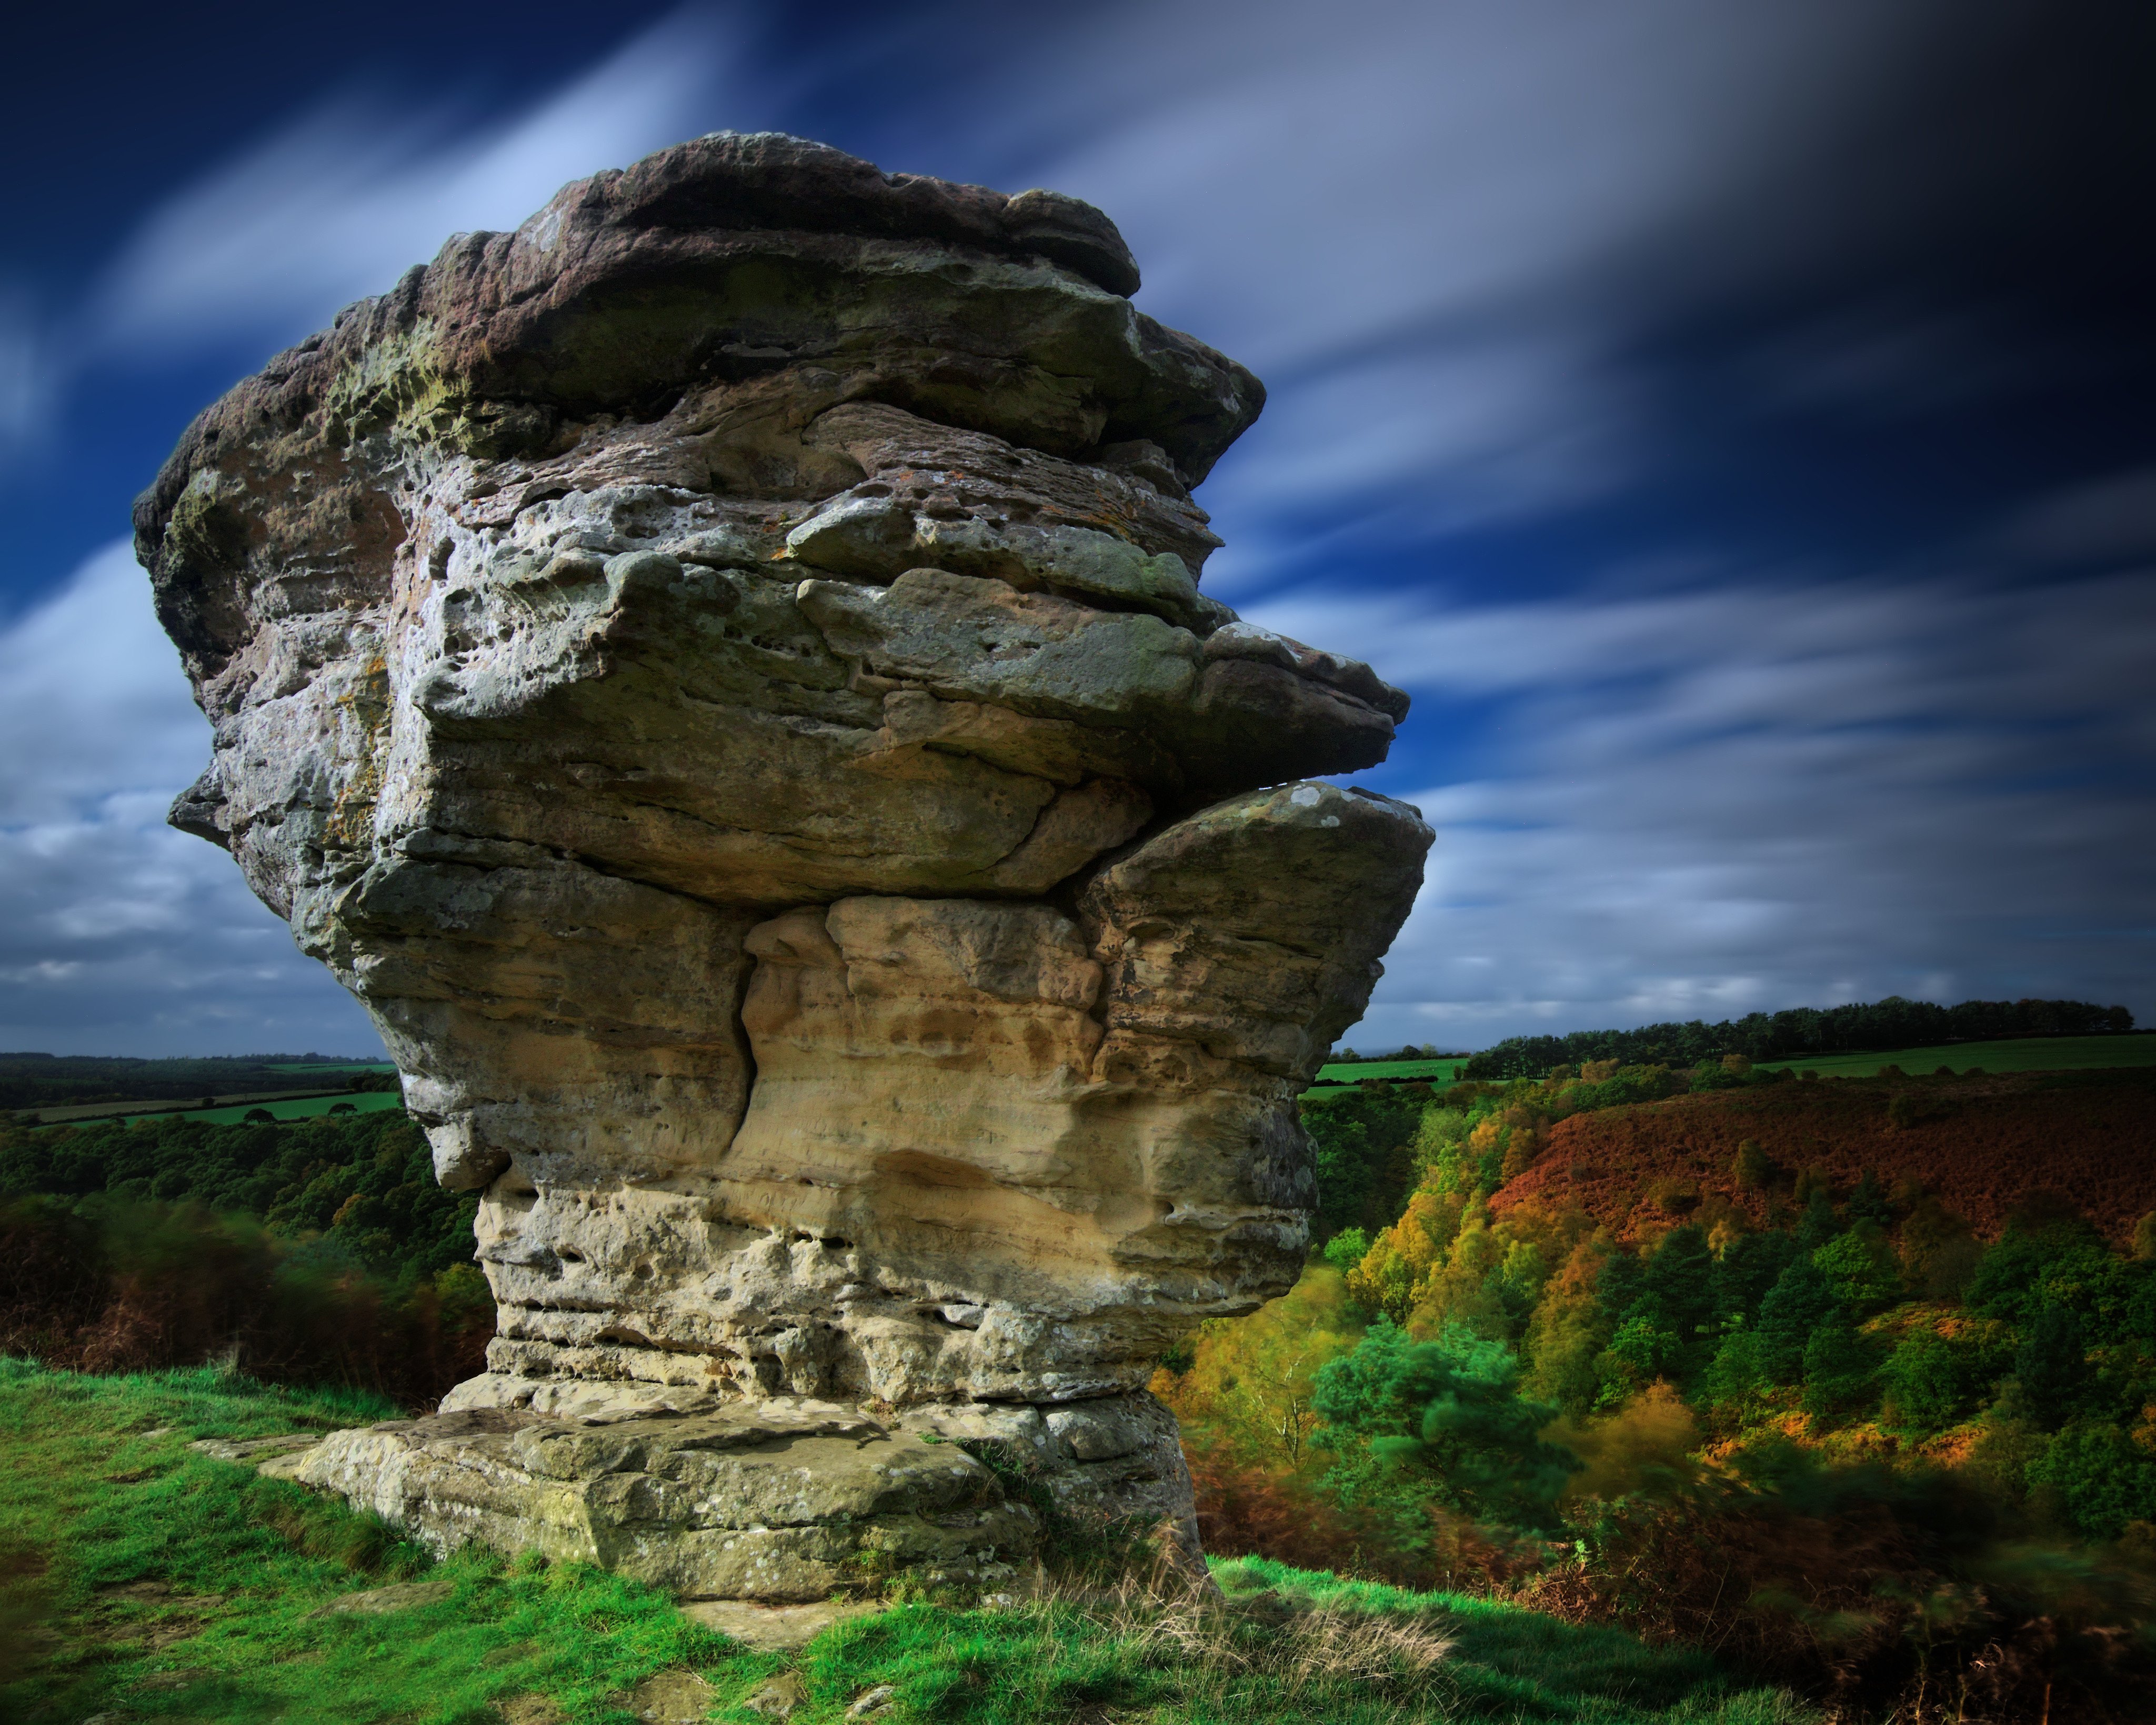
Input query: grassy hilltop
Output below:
<box><xmin>1</xmin><ymin>1365</ymin><xmax>1808</xmax><ymax>1724</ymax></box>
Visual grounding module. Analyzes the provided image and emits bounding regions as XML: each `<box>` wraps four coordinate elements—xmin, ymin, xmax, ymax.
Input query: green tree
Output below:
<box><xmin>1714</xmin><ymin>1230</ymin><xmax>1800</xmax><ymax>1327</ymax></box>
<box><xmin>1322</xmin><ymin>1227</ymin><xmax>1370</xmax><ymax>1278</ymax></box>
<box><xmin>1801</xmin><ymin>1318</ymin><xmax>1879</xmax><ymax>1420</ymax></box>
<box><xmin>2027</xmin><ymin>1420</ymin><xmax>2156</xmax><ymax>1540</ymax></box>
<box><xmin>1641</xmin><ymin>1225</ymin><xmax>1716</xmax><ymax>1340</ymax></box>
<box><xmin>1848</xmin><ymin>1168</ymin><xmax>1895</xmax><ymax>1225</ymax></box>
<box><xmin>2014</xmin><ymin>1305</ymin><xmax>2090</xmax><ymax>1430</ymax></box>
<box><xmin>1880</xmin><ymin>1329</ymin><xmax>1986</xmax><ymax>1436</ymax></box>
<box><xmin>1313</xmin><ymin>1319</ymin><xmax>1580</xmax><ymax>1530</ymax></box>
<box><xmin>1812</xmin><ymin>1219</ymin><xmax>1902</xmax><ymax>1315</ymax></box>
<box><xmin>1756</xmin><ymin>1258</ymin><xmax>1840</xmax><ymax>1383</ymax></box>
<box><xmin>1701</xmin><ymin>1329</ymin><xmax>1767</xmax><ymax>1417</ymax></box>
<box><xmin>1796</xmin><ymin>1189</ymin><xmax>1841</xmax><ymax>1251</ymax></box>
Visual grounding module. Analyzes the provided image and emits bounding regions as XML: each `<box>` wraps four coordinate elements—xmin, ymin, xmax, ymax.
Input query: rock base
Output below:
<box><xmin>276</xmin><ymin>1388</ymin><xmax>1195</xmax><ymax>1603</ymax></box>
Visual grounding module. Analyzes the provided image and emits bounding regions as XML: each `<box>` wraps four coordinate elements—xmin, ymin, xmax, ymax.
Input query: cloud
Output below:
<box><xmin>2002</xmin><ymin>466</ymin><xmax>2156</xmax><ymax>566</ymax></box>
<box><xmin>1251</xmin><ymin>569</ymin><xmax>2156</xmax><ymax>1050</ymax></box>
<box><xmin>0</xmin><ymin>543</ymin><xmax>380</xmax><ymax>1055</ymax></box>
<box><xmin>81</xmin><ymin>9</ymin><xmax>758</xmax><ymax>364</ymax></box>
<box><xmin>984</xmin><ymin>0</ymin><xmax>1939</xmax><ymax>551</ymax></box>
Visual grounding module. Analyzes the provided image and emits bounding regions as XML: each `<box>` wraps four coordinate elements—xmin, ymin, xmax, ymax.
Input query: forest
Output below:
<box><xmin>1164</xmin><ymin>1056</ymin><xmax>2156</xmax><ymax>1718</ymax></box>
<box><xmin>0</xmin><ymin>1109</ymin><xmax>489</xmax><ymax>1407</ymax></box>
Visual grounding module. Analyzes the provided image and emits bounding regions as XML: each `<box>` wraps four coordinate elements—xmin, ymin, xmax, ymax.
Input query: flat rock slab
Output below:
<box><xmin>682</xmin><ymin>1597</ymin><xmax>889</xmax><ymax>1650</ymax></box>
<box><xmin>189</xmin><ymin>1433</ymin><xmax>322</xmax><ymax>1462</ymax></box>
<box><xmin>319</xmin><ymin>1580</ymin><xmax>455</xmax><ymax>1616</ymax></box>
<box><xmin>624</xmin><ymin>1669</ymin><xmax>717</xmax><ymax>1723</ymax></box>
<box><xmin>292</xmin><ymin>1406</ymin><xmax>1030</xmax><ymax>1601</ymax></box>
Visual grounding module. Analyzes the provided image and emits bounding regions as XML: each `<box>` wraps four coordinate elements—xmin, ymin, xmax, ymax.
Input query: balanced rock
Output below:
<box><xmin>137</xmin><ymin>132</ymin><xmax>1431</xmax><ymax>1591</ymax></box>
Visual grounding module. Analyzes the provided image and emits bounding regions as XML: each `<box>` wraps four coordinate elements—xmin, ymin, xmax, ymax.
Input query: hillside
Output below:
<box><xmin>1490</xmin><ymin>1067</ymin><xmax>2156</xmax><ymax>1244</ymax></box>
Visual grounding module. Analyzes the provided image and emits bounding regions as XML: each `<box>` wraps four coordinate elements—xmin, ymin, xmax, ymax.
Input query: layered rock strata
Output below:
<box><xmin>138</xmin><ymin>132</ymin><xmax>1431</xmax><ymax>1592</ymax></box>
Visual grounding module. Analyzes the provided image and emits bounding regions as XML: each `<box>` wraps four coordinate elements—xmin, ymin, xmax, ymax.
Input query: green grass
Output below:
<box><xmin>1312</xmin><ymin>1058</ymin><xmax>1469</xmax><ymax>1086</ymax></box>
<box><xmin>2</xmin><ymin>1363</ymin><xmax>1814</xmax><ymax>1724</ymax></box>
<box><xmin>1756</xmin><ymin>1034</ymin><xmax>2156</xmax><ymax>1079</ymax></box>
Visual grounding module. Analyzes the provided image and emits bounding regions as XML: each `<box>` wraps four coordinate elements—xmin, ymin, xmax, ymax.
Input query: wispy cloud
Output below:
<box><xmin>73</xmin><ymin>9</ymin><xmax>760</xmax><ymax>368</ymax></box>
<box><xmin>987</xmin><ymin>0</ymin><xmax>1937</xmax><ymax>553</ymax></box>
<box><xmin>1255</xmin><ymin>569</ymin><xmax>2156</xmax><ymax>1049</ymax></box>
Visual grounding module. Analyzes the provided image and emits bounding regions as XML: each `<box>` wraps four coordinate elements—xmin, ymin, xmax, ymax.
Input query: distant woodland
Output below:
<box><xmin>1459</xmin><ymin>995</ymin><xmax>2135</xmax><ymax>1079</ymax></box>
<box><xmin>0</xmin><ymin>1052</ymin><xmax>390</xmax><ymax>1111</ymax></box>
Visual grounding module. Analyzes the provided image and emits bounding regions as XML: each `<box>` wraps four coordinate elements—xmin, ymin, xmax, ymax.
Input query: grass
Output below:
<box><xmin>1755</xmin><ymin>1033</ymin><xmax>2156</xmax><ymax>1079</ymax></box>
<box><xmin>1312</xmin><ymin>1058</ymin><xmax>1469</xmax><ymax>1086</ymax></box>
<box><xmin>2</xmin><ymin>1362</ymin><xmax>1816</xmax><ymax>1724</ymax></box>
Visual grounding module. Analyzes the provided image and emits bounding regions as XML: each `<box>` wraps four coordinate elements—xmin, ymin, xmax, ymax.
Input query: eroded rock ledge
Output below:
<box><xmin>138</xmin><ymin>132</ymin><xmax>1431</xmax><ymax>1592</ymax></box>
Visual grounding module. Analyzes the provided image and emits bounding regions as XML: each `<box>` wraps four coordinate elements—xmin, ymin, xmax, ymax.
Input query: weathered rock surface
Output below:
<box><xmin>138</xmin><ymin>132</ymin><xmax>1430</xmax><ymax>1596</ymax></box>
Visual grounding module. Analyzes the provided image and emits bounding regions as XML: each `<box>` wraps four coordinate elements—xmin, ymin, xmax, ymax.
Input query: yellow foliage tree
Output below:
<box><xmin>1347</xmin><ymin>1187</ymin><xmax>1467</xmax><ymax>1321</ymax></box>
<box><xmin>1155</xmin><ymin>1265</ymin><xmax>1365</xmax><ymax>1470</ymax></box>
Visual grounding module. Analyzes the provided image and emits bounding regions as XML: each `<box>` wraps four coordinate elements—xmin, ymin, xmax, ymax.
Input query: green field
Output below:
<box><xmin>264</xmin><ymin>1062</ymin><xmax>398</xmax><ymax>1075</ymax></box>
<box><xmin>156</xmin><ymin>1091</ymin><xmax>406</xmax><ymax>1127</ymax></box>
<box><xmin>1311</xmin><ymin>1057</ymin><xmax>1469</xmax><ymax>1086</ymax></box>
<box><xmin>1</xmin><ymin>1363</ymin><xmax>1805</xmax><ymax>1725</ymax></box>
<box><xmin>1757</xmin><ymin>1033</ymin><xmax>2156</xmax><ymax>1079</ymax></box>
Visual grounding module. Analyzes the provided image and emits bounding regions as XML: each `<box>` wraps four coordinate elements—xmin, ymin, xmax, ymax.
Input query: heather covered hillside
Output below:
<box><xmin>1493</xmin><ymin>1067</ymin><xmax>2156</xmax><ymax>1245</ymax></box>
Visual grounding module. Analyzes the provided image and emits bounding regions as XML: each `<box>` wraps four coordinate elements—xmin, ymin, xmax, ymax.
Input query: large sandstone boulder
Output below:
<box><xmin>138</xmin><ymin>133</ymin><xmax>1430</xmax><ymax>1593</ymax></box>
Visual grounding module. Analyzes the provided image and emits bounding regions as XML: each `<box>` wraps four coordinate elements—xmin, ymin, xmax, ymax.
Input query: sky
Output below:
<box><xmin>1</xmin><ymin>0</ymin><xmax>2150</xmax><ymax>1057</ymax></box>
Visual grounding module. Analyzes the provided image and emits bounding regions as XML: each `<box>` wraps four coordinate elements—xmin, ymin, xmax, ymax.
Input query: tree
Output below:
<box><xmin>1880</xmin><ymin>1329</ymin><xmax>1985</xmax><ymax>1436</ymax></box>
<box><xmin>1801</xmin><ymin>1318</ymin><xmax>1879</xmax><ymax>1420</ymax></box>
<box><xmin>1796</xmin><ymin>1189</ymin><xmax>1841</xmax><ymax>1251</ymax></box>
<box><xmin>1323</xmin><ymin>1227</ymin><xmax>1370</xmax><ymax>1278</ymax></box>
<box><xmin>1714</xmin><ymin>1230</ymin><xmax>1799</xmax><ymax>1328</ymax></box>
<box><xmin>1642</xmin><ymin>1226</ymin><xmax>1715</xmax><ymax>1337</ymax></box>
<box><xmin>1756</xmin><ymin>1258</ymin><xmax>1840</xmax><ymax>1383</ymax></box>
<box><xmin>1314</xmin><ymin>1319</ymin><xmax>1580</xmax><ymax>1530</ymax></box>
<box><xmin>2014</xmin><ymin>1305</ymin><xmax>2089</xmax><ymax>1429</ymax></box>
<box><xmin>1848</xmin><ymin>1168</ymin><xmax>1894</xmax><ymax>1226</ymax></box>
<box><xmin>2027</xmin><ymin>1420</ymin><xmax>2156</xmax><ymax>1540</ymax></box>
<box><xmin>1732</xmin><ymin>1138</ymin><xmax>1774</xmax><ymax>1190</ymax></box>
<box><xmin>1812</xmin><ymin>1220</ymin><xmax>1902</xmax><ymax>1315</ymax></box>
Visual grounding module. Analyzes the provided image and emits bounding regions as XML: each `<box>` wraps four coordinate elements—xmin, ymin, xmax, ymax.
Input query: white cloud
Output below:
<box><xmin>985</xmin><ymin>0</ymin><xmax>1937</xmax><ymax>546</ymax></box>
<box><xmin>1279</xmin><ymin>570</ymin><xmax>2156</xmax><ymax>1050</ymax></box>
<box><xmin>0</xmin><ymin>543</ymin><xmax>380</xmax><ymax>1055</ymax></box>
<box><xmin>83</xmin><ymin>9</ymin><xmax>758</xmax><ymax>363</ymax></box>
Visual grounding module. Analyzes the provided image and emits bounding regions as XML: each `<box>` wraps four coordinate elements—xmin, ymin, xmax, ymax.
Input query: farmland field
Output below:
<box><xmin>1756</xmin><ymin>1032</ymin><xmax>2155</xmax><ymax>1078</ymax></box>
<box><xmin>1310</xmin><ymin>1057</ymin><xmax>1469</xmax><ymax>1086</ymax></box>
<box><xmin>164</xmin><ymin>1090</ymin><xmax>406</xmax><ymax>1127</ymax></box>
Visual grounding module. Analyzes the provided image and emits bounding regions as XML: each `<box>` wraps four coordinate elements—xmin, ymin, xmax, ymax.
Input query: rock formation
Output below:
<box><xmin>137</xmin><ymin>133</ymin><xmax>1431</xmax><ymax>1598</ymax></box>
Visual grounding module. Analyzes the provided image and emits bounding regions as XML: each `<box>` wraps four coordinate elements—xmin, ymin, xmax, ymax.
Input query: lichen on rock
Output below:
<box><xmin>137</xmin><ymin>131</ymin><xmax>1431</xmax><ymax>1595</ymax></box>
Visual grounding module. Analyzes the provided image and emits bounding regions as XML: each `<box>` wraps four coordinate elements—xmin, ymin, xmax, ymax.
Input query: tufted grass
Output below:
<box><xmin>2</xmin><ymin>1361</ymin><xmax>1814</xmax><ymax>1723</ymax></box>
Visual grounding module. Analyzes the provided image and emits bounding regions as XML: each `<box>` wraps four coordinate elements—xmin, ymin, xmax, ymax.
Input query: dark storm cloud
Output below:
<box><xmin>0</xmin><ymin>0</ymin><xmax>2148</xmax><ymax>1053</ymax></box>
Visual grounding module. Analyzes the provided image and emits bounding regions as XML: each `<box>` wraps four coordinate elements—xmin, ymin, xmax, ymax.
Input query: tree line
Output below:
<box><xmin>1460</xmin><ymin>995</ymin><xmax>2135</xmax><ymax>1080</ymax></box>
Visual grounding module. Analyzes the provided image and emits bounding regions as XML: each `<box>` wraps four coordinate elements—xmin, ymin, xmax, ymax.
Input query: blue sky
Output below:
<box><xmin>1</xmin><ymin>0</ymin><xmax>2150</xmax><ymax>1057</ymax></box>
